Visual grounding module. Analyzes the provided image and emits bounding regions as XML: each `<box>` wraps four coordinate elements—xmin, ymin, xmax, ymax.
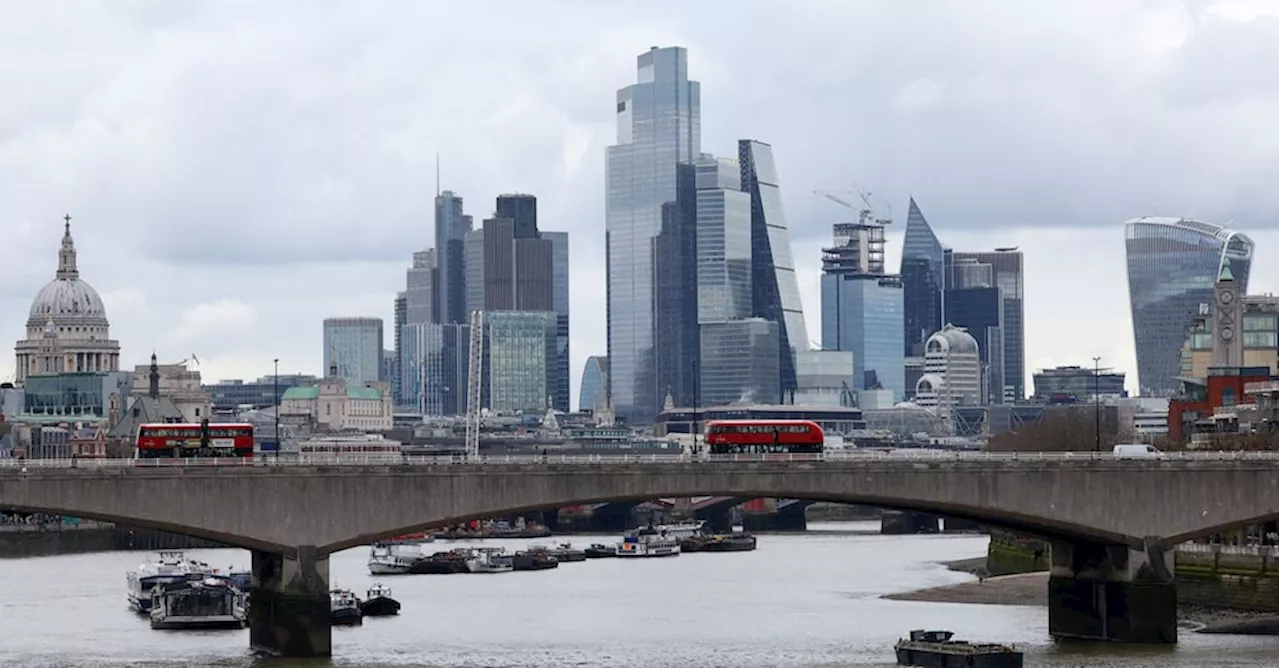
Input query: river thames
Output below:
<box><xmin>0</xmin><ymin>522</ymin><xmax>1273</xmax><ymax>667</ymax></box>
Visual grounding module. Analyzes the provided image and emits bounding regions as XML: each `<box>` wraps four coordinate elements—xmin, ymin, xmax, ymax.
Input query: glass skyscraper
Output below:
<box><xmin>740</xmin><ymin>139</ymin><xmax>810</xmax><ymax>395</ymax></box>
<box><xmin>900</xmin><ymin>197</ymin><xmax>945</xmax><ymax>356</ymax></box>
<box><xmin>434</xmin><ymin>190</ymin><xmax>472</xmax><ymax>324</ymax></box>
<box><xmin>401</xmin><ymin>322</ymin><xmax>468</xmax><ymax>415</ymax></box>
<box><xmin>322</xmin><ymin>317</ymin><xmax>384</xmax><ymax>386</ymax></box>
<box><xmin>545</xmin><ymin>231</ymin><xmax>571</xmax><ymax>413</ymax></box>
<box><xmin>952</xmin><ymin>249</ymin><xmax>1024</xmax><ymax>402</ymax></box>
<box><xmin>606</xmin><ymin>46</ymin><xmax>701</xmax><ymax>423</ymax></box>
<box><xmin>578</xmin><ymin>355</ymin><xmax>608</xmax><ymax>412</ymax></box>
<box><xmin>1125</xmin><ymin>217</ymin><xmax>1254</xmax><ymax>396</ymax></box>
<box><xmin>821</xmin><ymin>274</ymin><xmax>906</xmax><ymax>401</ymax></box>
<box><xmin>485</xmin><ymin>311</ymin><xmax>557</xmax><ymax>412</ymax></box>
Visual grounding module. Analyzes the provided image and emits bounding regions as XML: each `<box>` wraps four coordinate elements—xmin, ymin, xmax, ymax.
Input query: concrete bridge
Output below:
<box><xmin>0</xmin><ymin>453</ymin><xmax>1275</xmax><ymax>657</ymax></box>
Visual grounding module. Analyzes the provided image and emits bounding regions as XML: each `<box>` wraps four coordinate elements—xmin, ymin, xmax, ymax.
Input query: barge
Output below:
<box><xmin>894</xmin><ymin>630</ymin><xmax>1023</xmax><ymax>668</ymax></box>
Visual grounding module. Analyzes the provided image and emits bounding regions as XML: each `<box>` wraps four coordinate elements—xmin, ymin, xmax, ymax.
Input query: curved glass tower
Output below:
<box><xmin>1125</xmin><ymin>217</ymin><xmax>1254</xmax><ymax>396</ymax></box>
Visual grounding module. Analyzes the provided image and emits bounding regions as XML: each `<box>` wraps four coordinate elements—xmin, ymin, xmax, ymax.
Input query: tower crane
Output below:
<box><xmin>813</xmin><ymin>187</ymin><xmax>893</xmax><ymax>226</ymax></box>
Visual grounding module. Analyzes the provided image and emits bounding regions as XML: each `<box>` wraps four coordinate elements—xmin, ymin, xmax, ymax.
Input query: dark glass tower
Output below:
<box><xmin>900</xmin><ymin>197</ymin><xmax>945</xmax><ymax>356</ymax></box>
<box><xmin>433</xmin><ymin>190</ymin><xmax>473</xmax><ymax>324</ymax></box>
<box><xmin>739</xmin><ymin>139</ymin><xmax>809</xmax><ymax>399</ymax></box>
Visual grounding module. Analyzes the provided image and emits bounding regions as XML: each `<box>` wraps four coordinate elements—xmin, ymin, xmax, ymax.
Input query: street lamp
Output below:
<box><xmin>273</xmin><ymin>358</ymin><xmax>280</xmax><ymax>457</ymax></box>
<box><xmin>1092</xmin><ymin>356</ymin><xmax>1102</xmax><ymax>452</ymax></box>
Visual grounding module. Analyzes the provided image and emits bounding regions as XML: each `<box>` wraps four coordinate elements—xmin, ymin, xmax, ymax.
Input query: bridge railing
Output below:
<box><xmin>0</xmin><ymin>449</ymin><xmax>1275</xmax><ymax>469</ymax></box>
<box><xmin>1176</xmin><ymin>542</ymin><xmax>1278</xmax><ymax>557</ymax></box>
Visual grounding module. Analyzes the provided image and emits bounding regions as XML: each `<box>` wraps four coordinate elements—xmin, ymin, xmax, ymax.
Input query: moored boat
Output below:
<box><xmin>330</xmin><ymin>588</ymin><xmax>363</xmax><ymax>626</ymax></box>
<box><xmin>359</xmin><ymin>583</ymin><xmax>401</xmax><ymax>617</ymax></box>
<box><xmin>409</xmin><ymin>549</ymin><xmax>473</xmax><ymax>574</ymax></box>
<box><xmin>539</xmin><ymin>542</ymin><xmax>586</xmax><ymax>563</ymax></box>
<box><xmin>149</xmin><ymin>577</ymin><xmax>246</xmax><ymax>630</ymax></box>
<box><xmin>583</xmin><ymin>543</ymin><xmax>616</xmax><ymax>559</ymax></box>
<box><xmin>615</xmin><ymin>526</ymin><xmax>681</xmax><ymax>558</ymax></box>
<box><xmin>681</xmin><ymin>532</ymin><xmax>757</xmax><ymax>553</ymax></box>
<box><xmin>512</xmin><ymin>549</ymin><xmax>559</xmax><ymax>571</ymax></box>
<box><xmin>368</xmin><ymin>542</ymin><xmax>425</xmax><ymax>575</ymax></box>
<box><xmin>894</xmin><ymin>629</ymin><xmax>1023</xmax><ymax>668</ymax></box>
<box><xmin>466</xmin><ymin>547</ymin><xmax>515</xmax><ymax>573</ymax></box>
<box><xmin>126</xmin><ymin>551</ymin><xmax>213</xmax><ymax>614</ymax></box>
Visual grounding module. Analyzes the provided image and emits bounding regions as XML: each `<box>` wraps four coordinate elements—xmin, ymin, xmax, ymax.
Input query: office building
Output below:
<box><xmin>434</xmin><ymin>190</ymin><xmax>473</xmax><ymax>324</ymax></box>
<box><xmin>653</xmin><ymin>160</ymin><xmax>700</xmax><ymax>411</ymax></box>
<box><xmin>480</xmin><ymin>215</ymin><xmax>553</xmax><ymax>311</ymax></box>
<box><xmin>495</xmin><ymin>193</ymin><xmax>538</xmax><ymax>239</ymax></box>
<box><xmin>943</xmin><ymin>285</ymin><xmax>1004</xmax><ymax>405</ymax></box>
<box><xmin>1179</xmin><ymin>271</ymin><xmax>1278</xmax><ymax>378</ymax></box>
<box><xmin>401</xmin><ymin>322</ymin><xmax>469</xmax><ymax>416</ymax></box>
<box><xmin>405</xmin><ymin>249</ymin><xmax>435</xmax><ymax>326</ymax></box>
<box><xmin>1124</xmin><ymin>216</ymin><xmax>1254</xmax><ymax>396</ymax></box>
<box><xmin>699</xmin><ymin>318</ymin><xmax>780</xmax><ymax>406</ymax></box>
<box><xmin>606</xmin><ymin>46</ymin><xmax>701</xmax><ymax>423</ymax></box>
<box><xmin>694</xmin><ymin>153</ymin><xmax>753</xmax><ymax>404</ymax></box>
<box><xmin>793</xmin><ymin>349</ymin><xmax>856</xmax><ymax>407</ymax></box>
<box><xmin>205</xmin><ymin>374</ymin><xmax>318</xmax><ymax>412</ymax></box>
<box><xmin>820</xmin><ymin>221</ymin><xmax>906</xmax><ymax>401</ymax></box>
<box><xmin>579</xmin><ymin>356</ymin><xmax>609</xmax><ymax>412</ymax></box>
<box><xmin>392</xmin><ymin>292</ymin><xmax>407</xmax><ymax>405</ymax></box>
<box><xmin>485</xmin><ymin>311</ymin><xmax>557</xmax><ymax>413</ymax></box>
<box><xmin>914</xmin><ymin>325</ymin><xmax>982</xmax><ymax>420</ymax></box>
<box><xmin>545</xmin><ymin>231</ymin><xmax>571</xmax><ymax>413</ymax></box>
<box><xmin>1033</xmin><ymin>366</ymin><xmax>1128</xmax><ymax>404</ymax></box>
<box><xmin>740</xmin><ymin>139</ymin><xmax>809</xmax><ymax>396</ymax></box>
<box><xmin>900</xmin><ymin>198</ymin><xmax>946</xmax><ymax>356</ymax></box>
<box><xmin>322</xmin><ymin>317</ymin><xmax>384</xmax><ymax>386</ymax></box>
<box><xmin>952</xmin><ymin>248</ymin><xmax>1024</xmax><ymax>402</ymax></box>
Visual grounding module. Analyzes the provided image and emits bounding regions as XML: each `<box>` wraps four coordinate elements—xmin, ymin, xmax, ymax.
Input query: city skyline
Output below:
<box><xmin>1</xmin><ymin>3</ymin><xmax>1277</xmax><ymax>404</ymax></box>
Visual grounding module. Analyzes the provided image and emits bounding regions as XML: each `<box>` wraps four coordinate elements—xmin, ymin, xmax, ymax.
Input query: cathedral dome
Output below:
<box><xmin>24</xmin><ymin>216</ymin><xmax>110</xmax><ymax>329</ymax></box>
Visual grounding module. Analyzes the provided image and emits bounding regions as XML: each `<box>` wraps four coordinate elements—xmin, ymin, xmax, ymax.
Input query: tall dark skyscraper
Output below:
<box><xmin>392</xmin><ymin>291</ymin><xmax>407</xmax><ymax>405</ymax></box>
<box><xmin>433</xmin><ymin>190</ymin><xmax>473</xmax><ymax>324</ymax></box>
<box><xmin>900</xmin><ymin>197</ymin><xmax>945</xmax><ymax>356</ymax></box>
<box><xmin>405</xmin><ymin>249</ymin><xmax>435</xmax><ymax>326</ymax></box>
<box><xmin>544</xmin><ymin>230</ymin><xmax>571</xmax><ymax>413</ymax></box>
<box><xmin>606</xmin><ymin>46</ymin><xmax>701</xmax><ymax>423</ymax></box>
<box><xmin>496</xmin><ymin>193</ymin><xmax>538</xmax><ymax>239</ymax></box>
<box><xmin>653</xmin><ymin>162</ymin><xmax>699</xmax><ymax>409</ymax></box>
<box><xmin>480</xmin><ymin>216</ymin><xmax>553</xmax><ymax>311</ymax></box>
<box><xmin>739</xmin><ymin>139</ymin><xmax>809</xmax><ymax>398</ymax></box>
<box><xmin>952</xmin><ymin>249</ymin><xmax>1025</xmax><ymax>402</ymax></box>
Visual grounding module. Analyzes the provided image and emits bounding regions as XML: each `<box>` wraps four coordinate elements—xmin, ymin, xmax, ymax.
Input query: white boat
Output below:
<box><xmin>330</xmin><ymin>588</ymin><xmax>363</xmax><ymax>626</ymax></box>
<box><xmin>651</xmin><ymin>521</ymin><xmax>706</xmax><ymax>540</ymax></box>
<box><xmin>615</xmin><ymin>526</ymin><xmax>682</xmax><ymax>558</ymax></box>
<box><xmin>466</xmin><ymin>547</ymin><xmax>515</xmax><ymax>573</ymax></box>
<box><xmin>126</xmin><ymin>551</ymin><xmax>213</xmax><ymax>613</ymax></box>
<box><xmin>368</xmin><ymin>542</ymin><xmax>424</xmax><ymax>575</ymax></box>
<box><xmin>149</xmin><ymin>577</ymin><xmax>246</xmax><ymax>630</ymax></box>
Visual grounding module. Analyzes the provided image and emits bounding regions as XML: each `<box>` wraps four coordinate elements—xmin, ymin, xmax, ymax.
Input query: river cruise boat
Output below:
<box><xmin>615</xmin><ymin>526</ymin><xmax>681</xmax><ymax>558</ymax></box>
<box><xmin>149</xmin><ymin>577</ymin><xmax>246</xmax><ymax>630</ymax></box>
<box><xmin>681</xmin><ymin>532</ymin><xmax>757</xmax><ymax>553</ymax></box>
<box><xmin>466</xmin><ymin>547</ymin><xmax>515</xmax><ymax>573</ymax></box>
<box><xmin>330</xmin><ymin>588</ymin><xmax>363</xmax><ymax>626</ymax></box>
<box><xmin>368</xmin><ymin>542</ymin><xmax>425</xmax><ymax>575</ymax></box>
<box><xmin>127</xmin><ymin>551</ymin><xmax>213</xmax><ymax>613</ymax></box>
<box><xmin>894</xmin><ymin>630</ymin><xmax>1023</xmax><ymax>668</ymax></box>
<box><xmin>359</xmin><ymin>583</ymin><xmax>401</xmax><ymax>617</ymax></box>
<box><xmin>651</xmin><ymin>520</ymin><xmax>707</xmax><ymax>540</ymax></box>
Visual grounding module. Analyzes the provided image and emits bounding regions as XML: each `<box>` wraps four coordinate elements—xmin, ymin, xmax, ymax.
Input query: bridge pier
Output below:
<box><xmin>249</xmin><ymin>546</ymin><xmax>331</xmax><ymax>658</ymax></box>
<box><xmin>880</xmin><ymin>510</ymin><xmax>940</xmax><ymax>535</ymax></box>
<box><xmin>695</xmin><ymin>505</ymin><xmax>734</xmax><ymax>533</ymax></box>
<box><xmin>1048</xmin><ymin>538</ymin><xmax>1177</xmax><ymax>644</ymax></box>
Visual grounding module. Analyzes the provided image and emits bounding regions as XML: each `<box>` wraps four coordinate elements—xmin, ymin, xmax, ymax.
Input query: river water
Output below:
<box><xmin>0</xmin><ymin>522</ymin><xmax>1273</xmax><ymax>667</ymax></box>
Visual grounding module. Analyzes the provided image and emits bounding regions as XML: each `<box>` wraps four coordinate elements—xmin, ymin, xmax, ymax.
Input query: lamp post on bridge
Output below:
<box><xmin>273</xmin><ymin>358</ymin><xmax>280</xmax><ymax>458</ymax></box>
<box><xmin>1092</xmin><ymin>356</ymin><xmax>1102</xmax><ymax>452</ymax></box>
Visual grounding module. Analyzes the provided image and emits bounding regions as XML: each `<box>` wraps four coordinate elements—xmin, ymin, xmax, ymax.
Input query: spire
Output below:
<box><xmin>1218</xmin><ymin>262</ymin><xmax>1235</xmax><ymax>282</ymax></box>
<box><xmin>56</xmin><ymin>214</ymin><xmax>79</xmax><ymax>279</ymax></box>
<box><xmin>148</xmin><ymin>352</ymin><xmax>160</xmax><ymax>399</ymax></box>
<box><xmin>328</xmin><ymin>347</ymin><xmax>339</xmax><ymax>379</ymax></box>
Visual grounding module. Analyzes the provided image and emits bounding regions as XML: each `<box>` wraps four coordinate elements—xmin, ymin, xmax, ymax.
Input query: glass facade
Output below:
<box><xmin>405</xmin><ymin>249</ymin><xmax>435</xmax><ymax>326</ymax></box>
<box><xmin>698</xmin><ymin>318</ymin><xmax>780</xmax><ymax>406</ymax></box>
<box><xmin>944</xmin><ymin>287</ymin><xmax>1005</xmax><ymax>405</ymax></box>
<box><xmin>952</xmin><ymin>250</ymin><xmax>1024</xmax><ymax>402</ymax></box>
<box><xmin>578</xmin><ymin>355</ymin><xmax>608</xmax><ymax>412</ymax></box>
<box><xmin>695</xmin><ymin>154</ymin><xmax>752</xmax><ymax>323</ymax></box>
<box><xmin>433</xmin><ymin>190</ymin><xmax>473</xmax><ymax>325</ymax></box>
<box><xmin>392</xmin><ymin>292</ymin><xmax>407</xmax><ymax>405</ymax></box>
<box><xmin>23</xmin><ymin>372</ymin><xmax>108</xmax><ymax>416</ymax></box>
<box><xmin>545</xmin><ymin>231</ymin><xmax>571</xmax><ymax>413</ymax></box>
<box><xmin>1032</xmin><ymin>366</ymin><xmax>1127</xmax><ymax>403</ymax></box>
<box><xmin>606</xmin><ymin>46</ymin><xmax>701</xmax><ymax>423</ymax></box>
<box><xmin>206</xmin><ymin>374</ymin><xmax>316</xmax><ymax>411</ymax></box>
<box><xmin>486</xmin><ymin>311</ymin><xmax>557</xmax><ymax>413</ymax></box>
<box><xmin>322</xmin><ymin>317</ymin><xmax>385</xmax><ymax>386</ymax></box>
<box><xmin>740</xmin><ymin>139</ymin><xmax>809</xmax><ymax>395</ymax></box>
<box><xmin>821</xmin><ymin>274</ymin><xmax>906</xmax><ymax>401</ymax></box>
<box><xmin>1125</xmin><ymin>217</ymin><xmax>1254</xmax><ymax>396</ymax></box>
<box><xmin>900</xmin><ymin>198</ymin><xmax>945</xmax><ymax>356</ymax></box>
<box><xmin>401</xmin><ymin>322</ymin><xmax>469</xmax><ymax>416</ymax></box>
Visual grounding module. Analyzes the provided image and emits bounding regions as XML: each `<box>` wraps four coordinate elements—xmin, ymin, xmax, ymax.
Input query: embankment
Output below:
<box><xmin>0</xmin><ymin>523</ymin><xmax>225</xmax><ymax>558</ymax></box>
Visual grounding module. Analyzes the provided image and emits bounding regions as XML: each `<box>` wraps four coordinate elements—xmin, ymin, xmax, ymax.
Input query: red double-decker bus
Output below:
<box><xmin>135</xmin><ymin>421</ymin><xmax>255</xmax><ymax>459</ymax></box>
<box><xmin>704</xmin><ymin>420</ymin><xmax>825</xmax><ymax>455</ymax></box>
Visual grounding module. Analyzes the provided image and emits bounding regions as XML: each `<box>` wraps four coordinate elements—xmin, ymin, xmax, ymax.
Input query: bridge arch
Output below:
<box><xmin>0</xmin><ymin>500</ymin><xmax>274</xmax><ymax>552</ymax></box>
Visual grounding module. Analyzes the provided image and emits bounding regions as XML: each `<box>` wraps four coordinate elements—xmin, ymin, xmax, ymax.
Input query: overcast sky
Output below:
<box><xmin>1</xmin><ymin>0</ymin><xmax>1276</xmax><ymax>404</ymax></box>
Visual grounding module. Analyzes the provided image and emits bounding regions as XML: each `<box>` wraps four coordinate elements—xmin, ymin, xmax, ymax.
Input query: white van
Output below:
<box><xmin>1112</xmin><ymin>443</ymin><xmax>1164</xmax><ymax>459</ymax></box>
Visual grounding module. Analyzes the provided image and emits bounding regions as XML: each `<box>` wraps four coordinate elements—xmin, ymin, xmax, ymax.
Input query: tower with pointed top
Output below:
<box><xmin>900</xmin><ymin>198</ymin><xmax>946</xmax><ymax>357</ymax></box>
<box><xmin>14</xmin><ymin>215</ymin><xmax>121</xmax><ymax>382</ymax></box>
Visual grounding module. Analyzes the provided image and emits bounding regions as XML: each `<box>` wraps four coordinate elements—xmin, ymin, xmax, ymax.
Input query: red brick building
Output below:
<box><xmin>1167</xmin><ymin>366</ymin><xmax>1275</xmax><ymax>443</ymax></box>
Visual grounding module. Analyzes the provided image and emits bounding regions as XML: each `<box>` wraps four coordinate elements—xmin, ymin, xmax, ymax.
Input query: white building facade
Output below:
<box><xmin>914</xmin><ymin>325</ymin><xmax>982</xmax><ymax>418</ymax></box>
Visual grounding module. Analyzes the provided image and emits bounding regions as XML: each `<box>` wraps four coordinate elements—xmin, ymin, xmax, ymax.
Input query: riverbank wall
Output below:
<box><xmin>0</xmin><ymin>523</ymin><xmax>225</xmax><ymax>558</ymax></box>
<box><xmin>983</xmin><ymin>531</ymin><xmax>1277</xmax><ymax>612</ymax></box>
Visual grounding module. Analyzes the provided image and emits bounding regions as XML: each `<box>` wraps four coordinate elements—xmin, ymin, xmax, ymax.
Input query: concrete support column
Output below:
<box><xmin>880</xmin><ymin>510</ymin><xmax>940</xmax><ymax>535</ymax></box>
<box><xmin>774</xmin><ymin>501</ymin><xmax>809</xmax><ymax>532</ymax></box>
<box><xmin>1047</xmin><ymin>538</ymin><xmax>1177</xmax><ymax>644</ymax></box>
<box><xmin>696</xmin><ymin>505</ymin><xmax>734</xmax><ymax>533</ymax></box>
<box><xmin>249</xmin><ymin>546</ymin><xmax>331</xmax><ymax>658</ymax></box>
